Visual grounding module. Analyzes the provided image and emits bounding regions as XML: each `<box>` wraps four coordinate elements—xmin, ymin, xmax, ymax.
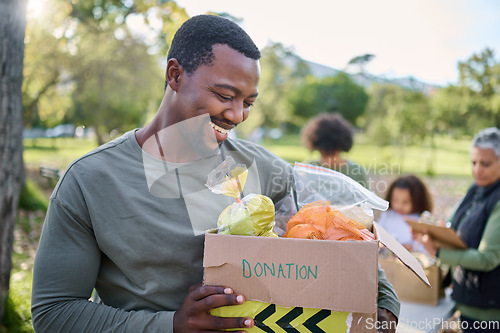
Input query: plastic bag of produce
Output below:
<box><xmin>206</xmin><ymin>156</ymin><xmax>277</xmax><ymax>237</ymax></box>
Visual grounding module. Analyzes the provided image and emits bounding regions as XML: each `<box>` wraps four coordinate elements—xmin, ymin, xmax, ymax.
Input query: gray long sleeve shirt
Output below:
<box><xmin>31</xmin><ymin>130</ymin><xmax>399</xmax><ymax>332</ymax></box>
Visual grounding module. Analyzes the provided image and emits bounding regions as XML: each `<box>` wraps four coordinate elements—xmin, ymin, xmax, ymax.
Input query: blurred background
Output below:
<box><xmin>2</xmin><ymin>0</ymin><xmax>500</xmax><ymax>331</ymax></box>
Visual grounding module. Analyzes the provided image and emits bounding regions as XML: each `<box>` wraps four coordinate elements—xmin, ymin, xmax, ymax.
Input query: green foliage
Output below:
<box><xmin>363</xmin><ymin>83</ymin><xmax>404</xmax><ymax>145</ymax></box>
<box><xmin>286</xmin><ymin>72</ymin><xmax>368</xmax><ymax>126</ymax></box>
<box><xmin>69</xmin><ymin>24</ymin><xmax>164</xmax><ymax>143</ymax></box>
<box><xmin>431</xmin><ymin>47</ymin><xmax>500</xmax><ymax>136</ymax></box>
<box><xmin>430</xmin><ymin>86</ymin><xmax>470</xmax><ymax>135</ymax></box>
<box><xmin>22</xmin><ymin>0</ymin><xmax>74</xmax><ymax>128</ymax></box>
<box><xmin>22</xmin><ymin>0</ymin><xmax>189</xmax><ymax>144</ymax></box>
<box><xmin>347</xmin><ymin>53</ymin><xmax>375</xmax><ymax>76</ymax></box>
<box><xmin>348</xmin><ymin>54</ymin><xmax>375</xmax><ymax>66</ymax></box>
<box><xmin>68</xmin><ymin>0</ymin><xmax>188</xmax><ymax>54</ymax></box>
<box><xmin>364</xmin><ymin>83</ymin><xmax>432</xmax><ymax>147</ymax></box>
<box><xmin>18</xmin><ymin>178</ymin><xmax>49</xmax><ymax>212</ymax></box>
<box><xmin>2</xmin><ymin>272</ymin><xmax>34</xmax><ymax>333</ymax></box>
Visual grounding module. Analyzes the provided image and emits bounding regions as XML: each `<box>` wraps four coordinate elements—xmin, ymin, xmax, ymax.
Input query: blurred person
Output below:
<box><xmin>31</xmin><ymin>15</ymin><xmax>399</xmax><ymax>332</ymax></box>
<box><xmin>378</xmin><ymin>175</ymin><xmax>433</xmax><ymax>252</ymax></box>
<box><xmin>418</xmin><ymin>127</ymin><xmax>500</xmax><ymax>332</ymax></box>
<box><xmin>302</xmin><ymin>112</ymin><xmax>369</xmax><ymax>188</ymax></box>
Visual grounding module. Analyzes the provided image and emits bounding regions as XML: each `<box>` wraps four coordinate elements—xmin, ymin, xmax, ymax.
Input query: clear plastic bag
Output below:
<box><xmin>293</xmin><ymin>163</ymin><xmax>388</xmax><ymax>211</ymax></box>
<box><xmin>206</xmin><ymin>157</ymin><xmax>277</xmax><ymax>237</ymax></box>
<box><xmin>275</xmin><ymin>163</ymin><xmax>389</xmax><ymax>234</ymax></box>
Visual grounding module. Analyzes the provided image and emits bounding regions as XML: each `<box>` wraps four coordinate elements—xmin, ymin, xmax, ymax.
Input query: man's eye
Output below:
<box><xmin>216</xmin><ymin>93</ymin><xmax>232</xmax><ymax>101</ymax></box>
<box><xmin>244</xmin><ymin>101</ymin><xmax>254</xmax><ymax>108</ymax></box>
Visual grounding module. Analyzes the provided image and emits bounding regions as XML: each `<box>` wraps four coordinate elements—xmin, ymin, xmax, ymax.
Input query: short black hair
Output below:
<box><xmin>167</xmin><ymin>14</ymin><xmax>261</xmax><ymax>74</ymax></box>
<box><xmin>302</xmin><ymin>113</ymin><xmax>353</xmax><ymax>154</ymax></box>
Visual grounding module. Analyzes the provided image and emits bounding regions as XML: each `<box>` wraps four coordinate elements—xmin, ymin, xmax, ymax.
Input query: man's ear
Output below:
<box><xmin>165</xmin><ymin>58</ymin><xmax>182</xmax><ymax>91</ymax></box>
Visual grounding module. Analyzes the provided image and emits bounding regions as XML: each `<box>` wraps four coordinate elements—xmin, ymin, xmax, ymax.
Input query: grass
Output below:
<box><xmin>18</xmin><ymin>178</ymin><xmax>49</xmax><ymax>212</ymax></box>
<box><xmin>262</xmin><ymin>133</ymin><xmax>472</xmax><ymax>177</ymax></box>
<box><xmin>3</xmin><ymin>214</ymin><xmax>41</xmax><ymax>333</ymax></box>
<box><xmin>3</xmin><ymin>269</ymin><xmax>34</xmax><ymax>333</ymax></box>
<box><xmin>22</xmin><ymin>133</ymin><xmax>472</xmax><ymax>178</ymax></box>
<box><xmin>2</xmin><ymin>172</ymin><xmax>49</xmax><ymax>332</ymax></box>
<box><xmin>23</xmin><ymin>137</ymin><xmax>98</xmax><ymax>170</ymax></box>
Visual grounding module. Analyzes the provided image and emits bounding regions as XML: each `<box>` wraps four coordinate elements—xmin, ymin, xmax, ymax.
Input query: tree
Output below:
<box><xmin>21</xmin><ymin>0</ymin><xmax>189</xmax><ymax>143</ymax></box>
<box><xmin>67</xmin><ymin>0</ymin><xmax>188</xmax><ymax>57</ymax></box>
<box><xmin>457</xmin><ymin>47</ymin><xmax>500</xmax><ymax>129</ymax></box>
<box><xmin>0</xmin><ymin>0</ymin><xmax>27</xmax><ymax>324</ymax></box>
<box><xmin>347</xmin><ymin>53</ymin><xmax>375</xmax><ymax>75</ymax></box>
<box><xmin>287</xmin><ymin>72</ymin><xmax>368</xmax><ymax>126</ymax></box>
<box><xmin>22</xmin><ymin>0</ymin><xmax>74</xmax><ymax>128</ymax></box>
<box><xmin>365</xmin><ymin>83</ymin><xmax>432</xmax><ymax>145</ymax></box>
<box><xmin>67</xmin><ymin>0</ymin><xmax>188</xmax><ymax>144</ymax></box>
<box><xmin>431</xmin><ymin>48</ymin><xmax>500</xmax><ymax>136</ymax></box>
<box><xmin>430</xmin><ymin>85</ymin><xmax>470</xmax><ymax>135</ymax></box>
<box><xmin>69</xmin><ymin>25</ymin><xmax>164</xmax><ymax>144</ymax></box>
<box><xmin>364</xmin><ymin>83</ymin><xmax>406</xmax><ymax>146</ymax></box>
<box><xmin>364</xmin><ymin>83</ymin><xmax>434</xmax><ymax>172</ymax></box>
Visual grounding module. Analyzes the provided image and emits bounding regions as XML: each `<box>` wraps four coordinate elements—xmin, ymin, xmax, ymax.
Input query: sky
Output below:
<box><xmin>176</xmin><ymin>0</ymin><xmax>500</xmax><ymax>86</ymax></box>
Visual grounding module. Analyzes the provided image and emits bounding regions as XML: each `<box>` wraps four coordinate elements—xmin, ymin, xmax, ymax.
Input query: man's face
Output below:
<box><xmin>175</xmin><ymin>44</ymin><xmax>260</xmax><ymax>144</ymax></box>
<box><xmin>471</xmin><ymin>147</ymin><xmax>500</xmax><ymax>187</ymax></box>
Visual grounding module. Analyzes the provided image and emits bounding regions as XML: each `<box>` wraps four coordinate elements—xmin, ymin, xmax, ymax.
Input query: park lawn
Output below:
<box><xmin>23</xmin><ymin>137</ymin><xmax>98</xmax><ymax>170</ymax></box>
<box><xmin>262</xmin><ymin>133</ymin><xmax>472</xmax><ymax>177</ymax></box>
<box><xmin>22</xmin><ymin>133</ymin><xmax>472</xmax><ymax>177</ymax></box>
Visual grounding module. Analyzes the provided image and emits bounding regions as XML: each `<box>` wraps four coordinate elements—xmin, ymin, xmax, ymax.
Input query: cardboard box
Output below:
<box><xmin>379</xmin><ymin>255</ymin><xmax>442</xmax><ymax>305</ymax></box>
<box><xmin>203</xmin><ymin>222</ymin><xmax>430</xmax><ymax>332</ymax></box>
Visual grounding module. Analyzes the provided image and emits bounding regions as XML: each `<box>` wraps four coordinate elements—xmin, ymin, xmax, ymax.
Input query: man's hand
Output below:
<box><xmin>377</xmin><ymin>308</ymin><xmax>397</xmax><ymax>333</ymax></box>
<box><xmin>173</xmin><ymin>283</ymin><xmax>254</xmax><ymax>332</ymax></box>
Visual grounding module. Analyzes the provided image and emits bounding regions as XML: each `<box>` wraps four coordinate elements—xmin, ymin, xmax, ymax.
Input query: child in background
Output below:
<box><xmin>378</xmin><ymin>175</ymin><xmax>433</xmax><ymax>252</ymax></box>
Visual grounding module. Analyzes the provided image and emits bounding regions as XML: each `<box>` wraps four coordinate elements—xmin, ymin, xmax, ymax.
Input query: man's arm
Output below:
<box><xmin>31</xmin><ymin>197</ymin><xmax>177</xmax><ymax>332</ymax></box>
<box><xmin>376</xmin><ymin>265</ymin><xmax>400</xmax><ymax>332</ymax></box>
<box><xmin>32</xmin><ymin>197</ymin><xmax>254</xmax><ymax>332</ymax></box>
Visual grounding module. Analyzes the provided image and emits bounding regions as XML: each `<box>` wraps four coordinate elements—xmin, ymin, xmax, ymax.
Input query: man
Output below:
<box><xmin>32</xmin><ymin>15</ymin><xmax>399</xmax><ymax>332</ymax></box>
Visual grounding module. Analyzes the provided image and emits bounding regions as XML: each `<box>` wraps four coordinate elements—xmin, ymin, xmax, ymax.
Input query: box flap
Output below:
<box><xmin>406</xmin><ymin>219</ymin><xmax>467</xmax><ymax>249</ymax></box>
<box><xmin>204</xmin><ymin>233</ymin><xmax>378</xmax><ymax>313</ymax></box>
<box><xmin>373</xmin><ymin>222</ymin><xmax>430</xmax><ymax>288</ymax></box>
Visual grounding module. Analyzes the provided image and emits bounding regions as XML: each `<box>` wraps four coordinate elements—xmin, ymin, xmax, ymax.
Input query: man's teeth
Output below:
<box><xmin>210</xmin><ymin>122</ymin><xmax>230</xmax><ymax>135</ymax></box>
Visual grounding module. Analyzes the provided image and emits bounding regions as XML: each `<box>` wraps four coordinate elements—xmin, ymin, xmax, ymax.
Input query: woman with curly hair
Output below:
<box><xmin>302</xmin><ymin>112</ymin><xmax>368</xmax><ymax>188</ymax></box>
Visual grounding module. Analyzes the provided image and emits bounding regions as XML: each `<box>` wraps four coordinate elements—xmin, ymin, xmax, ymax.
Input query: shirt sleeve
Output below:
<box><xmin>377</xmin><ymin>265</ymin><xmax>401</xmax><ymax>319</ymax></box>
<box><xmin>31</xmin><ymin>194</ymin><xmax>175</xmax><ymax>332</ymax></box>
<box><xmin>438</xmin><ymin>201</ymin><xmax>500</xmax><ymax>272</ymax></box>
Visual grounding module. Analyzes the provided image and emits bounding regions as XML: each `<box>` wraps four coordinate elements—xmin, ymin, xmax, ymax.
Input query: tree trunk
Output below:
<box><xmin>0</xmin><ymin>0</ymin><xmax>27</xmax><ymax>323</ymax></box>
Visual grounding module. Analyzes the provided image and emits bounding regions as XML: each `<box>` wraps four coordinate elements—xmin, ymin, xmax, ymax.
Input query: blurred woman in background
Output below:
<box><xmin>420</xmin><ymin>127</ymin><xmax>500</xmax><ymax>332</ymax></box>
<box><xmin>302</xmin><ymin>112</ymin><xmax>368</xmax><ymax>188</ymax></box>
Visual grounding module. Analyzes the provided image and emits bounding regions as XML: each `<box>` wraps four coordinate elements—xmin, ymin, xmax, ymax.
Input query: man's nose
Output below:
<box><xmin>224</xmin><ymin>102</ymin><xmax>245</xmax><ymax>124</ymax></box>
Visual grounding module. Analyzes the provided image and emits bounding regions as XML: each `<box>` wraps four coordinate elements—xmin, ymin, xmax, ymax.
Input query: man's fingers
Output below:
<box><xmin>208</xmin><ymin>315</ymin><xmax>254</xmax><ymax>330</ymax></box>
<box><xmin>188</xmin><ymin>282</ymin><xmax>202</xmax><ymax>293</ymax></box>
<box><xmin>189</xmin><ymin>285</ymin><xmax>232</xmax><ymax>301</ymax></box>
<box><xmin>197</xmin><ymin>293</ymin><xmax>245</xmax><ymax>313</ymax></box>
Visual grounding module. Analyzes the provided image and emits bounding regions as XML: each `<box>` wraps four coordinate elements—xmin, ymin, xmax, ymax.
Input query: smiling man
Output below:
<box><xmin>31</xmin><ymin>15</ymin><xmax>399</xmax><ymax>332</ymax></box>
